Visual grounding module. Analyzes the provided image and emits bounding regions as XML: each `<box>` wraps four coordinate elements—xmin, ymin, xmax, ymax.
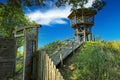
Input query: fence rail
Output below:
<box><xmin>37</xmin><ymin>51</ymin><xmax>64</xmax><ymax>80</ymax></box>
<box><xmin>50</xmin><ymin>38</ymin><xmax>84</xmax><ymax>66</ymax></box>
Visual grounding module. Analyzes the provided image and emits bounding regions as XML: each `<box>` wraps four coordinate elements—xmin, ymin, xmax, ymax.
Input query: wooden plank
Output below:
<box><xmin>38</xmin><ymin>51</ymin><xmax>41</xmax><ymax>80</ymax></box>
<box><xmin>0</xmin><ymin>38</ymin><xmax>16</xmax><ymax>78</ymax></box>
<box><xmin>14</xmin><ymin>33</ymin><xmax>24</xmax><ymax>38</ymax></box>
<box><xmin>51</xmin><ymin>62</ymin><xmax>54</xmax><ymax>80</ymax></box>
<box><xmin>41</xmin><ymin>51</ymin><xmax>43</xmax><ymax>80</ymax></box>
<box><xmin>53</xmin><ymin>63</ymin><xmax>55</xmax><ymax>80</ymax></box>
<box><xmin>47</xmin><ymin>54</ymin><xmax>49</xmax><ymax>80</ymax></box>
<box><xmin>37</xmin><ymin>50</ymin><xmax>66</xmax><ymax>80</ymax></box>
<box><xmin>56</xmin><ymin>69</ymin><xmax>59</xmax><ymax>80</ymax></box>
<box><xmin>13</xmin><ymin>24</ymin><xmax>41</xmax><ymax>33</ymax></box>
<box><xmin>50</xmin><ymin>41</ymin><xmax>83</xmax><ymax>66</ymax></box>
<box><xmin>23</xmin><ymin>31</ymin><xmax>35</xmax><ymax>80</ymax></box>
<box><xmin>43</xmin><ymin>52</ymin><xmax>45</xmax><ymax>80</ymax></box>
<box><xmin>48</xmin><ymin>56</ymin><xmax>50</xmax><ymax>80</ymax></box>
<box><xmin>46</xmin><ymin>54</ymin><xmax>49</xmax><ymax>80</ymax></box>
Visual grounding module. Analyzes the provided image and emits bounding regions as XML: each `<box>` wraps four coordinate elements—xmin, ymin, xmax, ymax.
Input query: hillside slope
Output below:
<box><xmin>58</xmin><ymin>41</ymin><xmax>120</xmax><ymax>80</ymax></box>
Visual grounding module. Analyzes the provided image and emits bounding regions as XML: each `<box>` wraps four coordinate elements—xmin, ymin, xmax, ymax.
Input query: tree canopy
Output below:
<box><xmin>56</xmin><ymin>0</ymin><xmax>106</xmax><ymax>11</ymax></box>
<box><xmin>0</xmin><ymin>2</ymin><xmax>36</xmax><ymax>38</ymax></box>
<box><xmin>0</xmin><ymin>0</ymin><xmax>106</xmax><ymax>10</ymax></box>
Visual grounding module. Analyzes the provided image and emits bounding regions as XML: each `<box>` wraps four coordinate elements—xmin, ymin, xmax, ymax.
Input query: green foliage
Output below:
<box><xmin>39</xmin><ymin>40</ymin><xmax>65</xmax><ymax>56</ymax></box>
<box><xmin>0</xmin><ymin>3</ymin><xmax>37</xmax><ymax>47</ymax></box>
<box><xmin>92</xmin><ymin>0</ymin><xmax>106</xmax><ymax>11</ymax></box>
<box><xmin>0</xmin><ymin>3</ymin><xmax>32</xmax><ymax>38</ymax></box>
<box><xmin>75</xmin><ymin>42</ymin><xmax>120</xmax><ymax>80</ymax></box>
<box><xmin>16</xmin><ymin>49</ymin><xmax>23</xmax><ymax>73</ymax></box>
<box><xmin>16</xmin><ymin>49</ymin><xmax>23</xmax><ymax>58</ymax></box>
<box><xmin>59</xmin><ymin>41</ymin><xmax>120</xmax><ymax>80</ymax></box>
<box><xmin>56</xmin><ymin>0</ymin><xmax>88</xmax><ymax>8</ymax></box>
<box><xmin>0</xmin><ymin>0</ymin><xmax>46</xmax><ymax>6</ymax></box>
<box><xmin>56</xmin><ymin>0</ymin><xmax>106</xmax><ymax>11</ymax></box>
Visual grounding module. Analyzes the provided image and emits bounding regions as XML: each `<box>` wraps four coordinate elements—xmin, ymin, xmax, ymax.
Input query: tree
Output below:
<box><xmin>56</xmin><ymin>0</ymin><xmax>106</xmax><ymax>11</ymax></box>
<box><xmin>0</xmin><ymin>2</ymin><xmax>34</xmax><ymax>38</ymax></box>
<box><xmin>0</xmin><ymin>0</ymin><xmax>106</xmax><ymax>10</ymax></box>
<box><xmin>56</xmin><ymin>0</ymin><xmax>88</xmax><ymax>8</ymax></box>
<box><xmin>0</xmin><ymin>0</ymin><xmax>46</xmax><ymax>6</ymax></box>
<box><xmin>92</xmin><ymin>0</ymin><xmax>106</xmax><ymax>11</ymax></box>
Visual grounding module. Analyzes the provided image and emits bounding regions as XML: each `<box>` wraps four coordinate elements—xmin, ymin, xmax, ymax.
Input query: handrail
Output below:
<box><xmin>46</xmin><ymin>37</ymin><xmax>84</xmax><ymax>66</ymax></box>
<box><xmin>42</xmin><ymin>38</ymin><xmax>75</xmax><ymax>57</ymax></box>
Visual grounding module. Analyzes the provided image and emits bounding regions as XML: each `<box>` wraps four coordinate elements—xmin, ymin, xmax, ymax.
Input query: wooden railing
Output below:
<box><xmin>50</xmin><ymin>38</ymin><xmax>84</xmax><ymax>66</ymax></box>
<box><xmin>37</xmin><ymin>51</ymin><xmax>64</xmax><ymax>80</ymax></box>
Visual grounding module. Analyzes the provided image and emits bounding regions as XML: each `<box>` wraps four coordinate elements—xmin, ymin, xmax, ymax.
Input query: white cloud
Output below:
<box><xmin>26</xmin><ymin>6</ymin><xmax>71</xmax><ymax>25</ymax></box>
<box><xmin>26</xmin><ymin>0</ymin><xmax>95</xmax><ymax>25</ymax></box>
<box><xmin>84</xmin><ymin>0</ymin><xmax>95</xmax><ymax>8</ymax></box>
<box><xmin>52</xmin><ymin>18</ymin><xmax>68</xmax><ymax>24</ymax></box>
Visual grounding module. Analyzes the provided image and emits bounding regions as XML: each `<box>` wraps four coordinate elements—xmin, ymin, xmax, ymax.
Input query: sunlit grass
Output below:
<box><xmin>59</xmin><ymin>41</ymin><xmax>120</xmax><ymax>80</ymax></box>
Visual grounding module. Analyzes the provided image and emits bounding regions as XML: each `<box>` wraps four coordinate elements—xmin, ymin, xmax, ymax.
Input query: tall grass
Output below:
<box><xmin>59</xmin><ymin>41</ymin><xmax>120</xmax><ymax>80</ymax></box>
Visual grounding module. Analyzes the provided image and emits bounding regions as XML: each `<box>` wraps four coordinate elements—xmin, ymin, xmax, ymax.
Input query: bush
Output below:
<box><xmin>39</xmin><ymin>40</ymin><xmax>65</xmax><ymax>56</ymax></box>
<box><xmin>71</xmin><ymin>42</ymin><xmax>120</xmax><ymax>80</ymax></box>
<box><xmin>37</xmin><ymin>41</ymin><xmax>120</xmax><ymax>80</ymax></box>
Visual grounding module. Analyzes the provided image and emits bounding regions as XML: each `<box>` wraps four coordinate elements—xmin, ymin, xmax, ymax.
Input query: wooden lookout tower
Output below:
<box><xmin>68</xmin><ymin>8</ymin><xmax>97</xmax><ymax>41</ymax></box>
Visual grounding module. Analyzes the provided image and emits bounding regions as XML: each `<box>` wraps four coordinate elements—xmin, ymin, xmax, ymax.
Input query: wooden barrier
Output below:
<box><xmin>37</xmin><ymin>51</ymin><xmax>64</xmax><ymax>80</ymax></box>
<box><xmin>14</xmin><ymin>25</ymin><xmax>40</xmax><ymax>80</ymax></box>
<box><xmin>0</xmin><ymin>38</ymin><xmax>16</xmax><ymax>79</ymax></box>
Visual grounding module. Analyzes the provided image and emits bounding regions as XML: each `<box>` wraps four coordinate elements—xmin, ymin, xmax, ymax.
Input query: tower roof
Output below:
<box><xmin>68</xmin><ymin>8</ymin><xmax>97</xmax><ymax>19</ymax></box>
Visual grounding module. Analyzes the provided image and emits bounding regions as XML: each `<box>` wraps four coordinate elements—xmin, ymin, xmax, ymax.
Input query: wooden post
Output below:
<box><xmin>23</xmin><ymin>29</ymin><xmax>26</xmax><ymax>80</ymax></box>
<box><xmin>84</xmin><ymin>27</ymin><xmax>86</xmax><ymax>41</ymax></box>
<box><xmin>76</xmin><ymin>28</ymin><xmax>79</xmax><ymax>42</ymax></box>
<box><xmin>72</xmin><ymin>40</ymin><xmax>75</xmax><ymax>54</ymax></box>
<box><xmin>60</xmin><ymin>48</ymin><xmax>63</xmax><ymax>66</ymax></box>
<box><xmin>32</xmin><ymin>27</ymin><xmax>38</xmax><ymax>79</ymax></box>
<box><xmin>88</xmin><ymin>27</ymin><xmax>91</xmax><ymax>41</ymax></box>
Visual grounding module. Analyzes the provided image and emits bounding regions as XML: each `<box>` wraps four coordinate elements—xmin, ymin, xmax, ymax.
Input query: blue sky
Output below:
<box><xmin>25</xmin><ymin>0</ymin><xmax>120</xmax><ymax>47</ymax></box>
<box><xmin>93</xmin><ymin>0</ymin><xmax>120</xmax><ymax>41</ymax></box>
<box><xmin>1</xmin><ymin>0</ymin><xmax>120</xmax><ymax>47</ymax></box>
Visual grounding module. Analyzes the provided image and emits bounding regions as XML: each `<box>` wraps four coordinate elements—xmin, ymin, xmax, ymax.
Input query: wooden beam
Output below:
<box><xmin>13</xmin><ymin>24</ymin><xmax>41</xmax><ymax>33</ymax></box>
<box><xmin>14</xmin><ymin>34</ymin><xmax>24</xmax><ymax>38</ymax></box>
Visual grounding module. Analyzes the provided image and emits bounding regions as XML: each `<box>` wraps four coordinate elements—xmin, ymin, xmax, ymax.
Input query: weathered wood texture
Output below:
<box><xmin>13</xmin><ymin>26</ymin><xmax>39</xmax><ymax>80</ymax></box>
<box><xmin>37</xmin><ymin>51</ymin><xmax>64</xmax><ymax>80</ymax></box>
<box><xmin>24</xmin><ymin>31</ymin><xmax>36</xmax><ymax>80</ymax></box>
<box><xmin>0</xmin><ymin>38</ymin><xmax>16</xmax><ymax>78</ymax></box>
<box><xmin>50</xmin><ymin>41</ymin><xmax>83</xmax><ymax>66</ymax></box>
<box><xmin>68</xmin><ymin>8</ymin><xmax>96</xmax><ymax>42</ymax></box>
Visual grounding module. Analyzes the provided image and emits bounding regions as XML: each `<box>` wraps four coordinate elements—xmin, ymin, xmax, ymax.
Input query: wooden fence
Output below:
<box><xmin>37</xmin><ymin>51</ymin><xmax>64</xmax><ymax>80</ymax></box>
<box><xmin>0</xmin><ymin>38</ymin><xmax>16</xmax><ymax>79</ymax></box>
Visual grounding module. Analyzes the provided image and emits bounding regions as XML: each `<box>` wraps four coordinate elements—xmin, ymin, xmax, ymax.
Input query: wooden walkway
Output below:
<box><xmin>50</xmin><ymin>41</ymin><xmax>84</xmax><ymax>66</ymax></box>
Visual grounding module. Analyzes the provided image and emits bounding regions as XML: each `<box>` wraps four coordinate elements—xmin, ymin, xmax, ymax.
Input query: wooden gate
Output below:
<box><xmin>14</xmin><ymin>25</ymin><xmax>41</xmax><ymax>80</ymax></box>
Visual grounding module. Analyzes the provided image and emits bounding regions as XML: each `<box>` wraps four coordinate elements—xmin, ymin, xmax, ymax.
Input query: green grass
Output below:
<box><xmin>59</xmin><ymin>41</ymin><xmax>120</xmax><ymax>80</ymax></box>
<box><xmin>39</xmin><ymin>40</ymin><xmax>65</xmax><ymax>56</ymax></box>
<box><xmin>16</xmin><ymin>50</ymin><xmax>23</xmax><ymax>73</ymax></box>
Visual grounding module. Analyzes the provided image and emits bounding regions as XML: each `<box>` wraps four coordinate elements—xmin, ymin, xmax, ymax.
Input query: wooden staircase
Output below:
<box><xmin>50</xmin><ymin>41</ymin><xmax>84</xmax><ymax>66</ymax></box>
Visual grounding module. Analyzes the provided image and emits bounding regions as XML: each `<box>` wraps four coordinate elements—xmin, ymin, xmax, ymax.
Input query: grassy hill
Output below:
<box><xmin>39</xmin><ymin>40</ymin><xmax>65</xmax><ymax>56</ymax></box>
<box><xmin>58</xmin><ymin>41</ymin><xmax>120</xmax><ymax>80</ymax></box>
